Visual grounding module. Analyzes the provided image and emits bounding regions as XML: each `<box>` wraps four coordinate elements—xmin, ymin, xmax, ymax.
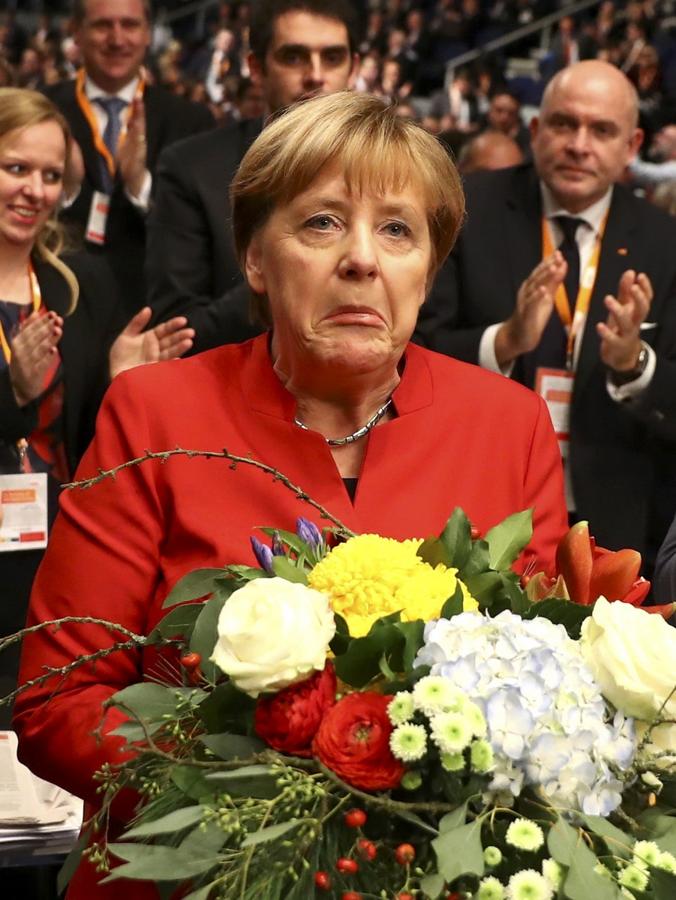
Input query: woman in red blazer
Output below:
<box><xmin>14</xmin><ymin>93</ymin><xmax>568</xmax><ymax>898</ymax></box>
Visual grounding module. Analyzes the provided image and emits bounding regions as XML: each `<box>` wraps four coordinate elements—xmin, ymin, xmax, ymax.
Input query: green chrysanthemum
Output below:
<box><xmin>505</xmin><ymin>869</ymin><xmax>553</xmax><ymax>900</ymax></box>
<box><xmin>470</xmin><ymin>738</ymin><xmax>494</xmax><ymax>773</ymax></box>
<box><xmin>465</xmin><ymin>699</ymin><xmax>488</xmax><ymax>737</ymax></box>
<box><xmin>412</xmin><ymin>675</ymin><xmax>466</xmax><ymax>715</ymax></box>
<box><xmin>541</xmin><ymin>859</ymin><xmax>563</xmax><ymax>890</ymax></box>
<box><xmin>658</xmin><ymin>851</ymin><xmax>676</xmax><ymax>874</ymax></box>
<box><xmin>484</xmin><ymin>846</ymin><xmax>503</xmax><ymax>867</ymax></box>
<box><xmin>390</xmin><ymin>723</ymin><xmax>427</xmax><ymax>762</ymax></box>
<box><xmin>505</xmin><ymin>819</ymin><xmax>545</xmax><ymax>852</ymax></box>
<box><xmin>619</xmin><ymin>864</ymin><xmax>649</xmax><ymax>892</ymax></box>
<box><xmin>387</xmin><ymin>692</ymin><xmax>415</xmax><ymax>726</ymax></box>
<box><xmin>430</xmin><ymin>711</ymin><xmax>472</xmax><ymax>754</ymax></box>
<box><xmin>441</xmin><ymin>751</ymin><xmax>465</xmax><ymax>772</ymax></box>
<box><xmin>477</xmin><ymin>876</ymin><xmax>505</xmax><ymax>900</ymax></box>
<box><xmin>632</xmin><ymin>840</ymin><xmax>661</xmax><ymax>869</ymax></box>
<box><xmin>401</xmin><ymin>770</ymin><xmax>423</xmax><ymax>790</ymax></box>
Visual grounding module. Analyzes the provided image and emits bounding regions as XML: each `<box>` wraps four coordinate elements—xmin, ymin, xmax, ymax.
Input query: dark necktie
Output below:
<box><xmin>553</xmin><ymin>215</ymin><xmax>584</xmax><ymax>315</ymax></box>
<box><xmin>94</xmin><ymin>96</ymin><xmax>127</xmax><ymax>192</ymax></box>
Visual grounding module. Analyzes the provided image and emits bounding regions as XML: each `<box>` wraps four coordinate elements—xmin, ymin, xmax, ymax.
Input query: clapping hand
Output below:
<box><xmin>495</xmin><ymin>252</ymin><xmax>567</xmax><ymax>366</ymax></box>
<box><xmin>117</xmin><ymin>96</ymin><xmax>148</xmax><ymax>199</ymax></box>
<box><xmin>109</xmin><ymin>307</ymin><xmax>195</xmax><ymax>380</ymax></box>
<box><xmin>9</xmin><ymin>310</ymin><xmax>63</xmax><ymax>407</ymax></box>
<box><xmin>597</xmin><ymin>270</ymin><xmax>653</xmax><ymax>372</ymax></box>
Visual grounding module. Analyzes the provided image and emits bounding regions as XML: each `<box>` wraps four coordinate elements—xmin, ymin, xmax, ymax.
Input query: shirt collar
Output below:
<box><xmin>540</xmin><ymin>182</ymin><xmax>612</xmax><ymax>237</ymax></box>
<box><xmin>85</xmin><ymin>74</ymin><xmax>139</xmax><ymax>104</ymax></box>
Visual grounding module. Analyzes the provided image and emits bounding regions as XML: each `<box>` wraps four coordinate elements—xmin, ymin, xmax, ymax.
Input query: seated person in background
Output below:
<box><xmin>145</xmin><ymin>0</ymin><xmax>360</xmax><ymax>354</ymax></box>
<box><xmin>0</xmin><ymin>88</ymin><xmax>192</xmax><ymax>722</ymax></box>
<box><xmin>653</xmin><ymin>512</ymin><xmax>676</xmax><ymax>615</ymax></box>
<box><xmin>15</xmin><ymin>92</ymin><xmax>567</xmax><ymax>897</ymax></box>
<box><xmin>458</xmin><ymin>131</ymin><xmax>524</xmax><ymax>175</ymax></box>
<box><xmin>417</xmin><ymin>60</ymin><xmax>676</xmax><ymax>571</ymax></box>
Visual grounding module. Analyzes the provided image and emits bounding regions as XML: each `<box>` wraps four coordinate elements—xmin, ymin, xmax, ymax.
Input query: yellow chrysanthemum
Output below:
<box><xmin>308</xmin><ymin>534</ymin><xmax>477</xmax><ymax>637</ymax></box>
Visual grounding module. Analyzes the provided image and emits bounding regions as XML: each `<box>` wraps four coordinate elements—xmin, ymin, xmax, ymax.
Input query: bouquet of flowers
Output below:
<box><xmin>4</xmin><ymin>454</ymin><xmax>676</xmax><ymax>900</ymax></box>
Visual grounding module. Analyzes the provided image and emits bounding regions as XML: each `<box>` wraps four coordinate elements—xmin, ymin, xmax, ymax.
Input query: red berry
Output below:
<box><xmin>180</xmin><ymin>651</ymin><xmax>201</xmax><ymax>669</ymax></box>
<box><xmin>398</xmin><ymin>894</ymin><xmax>415</xmax><ymax>900</ymax></box>
<box><xmin>314</xmin><ymin>870</ymin><xmax>331</xmax><ymax>891</ymax></box>
<box><xmin>341</xmin><ymin>894</ymin><xmax>362</xmax><ymax>900</ymax></box>
<box><xmin>336</xmin><ymin>857</ymin><xmax>359</xmax><ymax>874</ymax></box>
<box><xmin>344</xmin><ymin>807</ymin><xmax>367</xmax><ymax>828</ymax></box>
<box><xmin>357</xmin><ymin>838</ymin><xmax>377</xmax><ymax>861</ymax></box>
<box><xmin>470</xmin><ymin>524</ymin><xmax>481</xmax><ymax>540</ymax></box>
<box><xmin>394</xmin><ymin>843</ymin><xmax>416</xmax><ymax>865</ymax></box>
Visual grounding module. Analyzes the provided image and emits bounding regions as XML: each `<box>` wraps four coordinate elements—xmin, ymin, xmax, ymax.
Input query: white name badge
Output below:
<box><xmin>0</xmin><ymin>473</ymin><xmax>48</xmax><ymax>552</ymax></box>
<box><xmin>535</xmin><ymin>367</ymin><xmax>575</xmax><ymax>512</ymax></box>
<box><xmin>85</xmin><ymin>191</ymin><xmax>110</xmax><ymax>245</ymax></box>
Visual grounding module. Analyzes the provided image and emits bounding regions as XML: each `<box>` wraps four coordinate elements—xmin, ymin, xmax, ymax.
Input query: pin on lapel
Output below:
<box><xmin>617</xmin><ymin>247</ymin><xmax>628</xmax><ymax>255</ymax></box>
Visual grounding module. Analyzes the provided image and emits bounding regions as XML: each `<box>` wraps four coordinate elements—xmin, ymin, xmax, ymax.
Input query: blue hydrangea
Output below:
<box><xmin>414</xmin><ymin>610</ymin><xmax>636</xmax><ymax>814</ymax></box>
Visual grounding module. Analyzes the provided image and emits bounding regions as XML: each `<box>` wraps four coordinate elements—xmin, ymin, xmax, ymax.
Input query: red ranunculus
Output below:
<box><xmin>254</xmin><ymin>662</ymin><xmax>336</xmax><ymax>757</ymax></box>
<box><xmin>312</xmin><ymin>691</ymin><xmax>405</xmax><ymax>791</ymax></box>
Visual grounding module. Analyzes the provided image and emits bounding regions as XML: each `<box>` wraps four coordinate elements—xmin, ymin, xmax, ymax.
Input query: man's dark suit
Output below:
<box><xmin>145</xmin><ymin>117</ymin><xmax>263</xmax><ymax>351</ymax></box>
<box><xmin>416</xmin><ymin>164</ymin><xmax>676</xmax><ymax>563</ymax></box>
<box><xmin>45</xmin><ymin>81</ymin><xmax>214</xmax><ymax>316</ymax></box>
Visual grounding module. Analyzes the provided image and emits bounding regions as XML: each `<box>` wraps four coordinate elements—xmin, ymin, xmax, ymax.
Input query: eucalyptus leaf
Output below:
<box><xmin>57</xmin><ymin>826</ymin><xmax>90</xmax><ymax>895</ymax></box>
<box><xmin>180</xmin><ymin>819</ymin><xmax>229</xmax><ymax>856</ymax></box>
<box><xmin>563</xmin><ymin>840</ymin><xmax>621</xmax><ymax>900</ymax></box>
<box><xmin>171</xmin><ymin>765</ymin><xmax>215</xmax><ymax>802</ymax></box>
<box><xmin>122</xmin><ymin>805</ymin><xmax>206</xmax><ymax>839</ymax></box>
<box><xmin>162</xmin><ymin>568</ymin><xmax>226</xmax><ymax>608</ymax></box>
<box><xmin>199</xmin><ymin>733</ymin><xmax>265</xmax><ymax>761</ymax></box>
<box><xmin>271</xmin><ymin>556</ymin><xmax>308</xmax><ymax>584</ymax></box>
<box><xmin>439</xmin><ymin>507</ymin><xmax>472</xmax><ymax>570</ymax></box>
<box><xmin>547</xmin><ymin>817</ymin><xmax>580</xmax><ymax>865</ymax></box>
<box><xmin>182</xmin><ymin>886</ymin><xmax>216</xmax><ymax>900</ymax></box>
<box><xmin>438</xmin><ymin>800</ymin><xmax>469</xmax><ymax>833</ymax></box>
<box><xmin>104</xmin><ymin>843</ymin><xmax>218</xmax><ymax>881</ymax></box>
<box><xmin>205</xmin><ymin>764</ymin><xmax>279</xmax><ymax>799</ymax></box>
<box><xmin>190</xmin><ymin>593</ymin><xmax>228</xmax><ymax>682</ymax></box>
<box><xmin>580</xmin><ymin>815</ymin><xmax>633</xmax><ymax>859</ymax></box>
<box><xmin>393</xmin><ymin>808</ymin><xmax>439</xmax><ymax>836</ymax></box>
<box><xmin>240</xmin><ymin>819</ymin><xmax>303</xmax><ymax>847</ymax></box>
<box><xmin>205</xmin><ymin>764</ymin><xmax>274</xmax><ymax>780</ymax></box>
<box><xmin>485</xmin><ymin>508</ymin><xmax>533</xmax><ymax>570</ymax></box>
<box><xmin>432</xmin><ymin>821</ymin><xmax>484</xmax><ymax>883</ymax></box>
<box><xmin>108</xmin><ymin>683</ymin><xmax>202</xmax><ymax>725</ymax></box>
<box><xmin>419</xmin><ymin>872</ymin><xmax>446</xmax><ymax>899</ymax></box>
<box><xmin>650</xmin><ymin>866</ymin><xmax>676</xmax><ymax>899</ymax></box>
<box><xmin>653</xmin><ymin>820</ymin><xmax>676</xmax><ymax>856</ymax></box>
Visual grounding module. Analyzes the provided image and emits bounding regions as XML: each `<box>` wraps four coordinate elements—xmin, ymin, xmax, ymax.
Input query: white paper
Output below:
<box><xmin>0</xmin><ymin>473</ymin><xmax>48</xmax><ymax>552</ymax></box>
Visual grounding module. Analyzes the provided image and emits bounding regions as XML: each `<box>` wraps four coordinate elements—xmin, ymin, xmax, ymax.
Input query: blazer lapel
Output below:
<box><xmin>60</xmin><ymin>83</ymin><xmax>107</xmax><ymax>192</ymax></box>
<box><xmin>575</xmin><ymin>187</ymin><xmax>638</xmax><ymax>394</ymax></box>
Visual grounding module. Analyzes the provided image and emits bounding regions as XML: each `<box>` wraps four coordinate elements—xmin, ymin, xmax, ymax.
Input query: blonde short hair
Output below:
<box><xmin>231</xmin><ymin>91</ymin><xmax>465</xmax><ymax>324</ymax></box>
<box><xmin>0</xmin><ymin>88</ymin><xmax>78</xmax><ymax>313</ymax></box>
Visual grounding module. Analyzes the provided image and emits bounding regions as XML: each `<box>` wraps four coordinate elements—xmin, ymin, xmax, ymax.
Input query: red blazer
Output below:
<box><xmin>14</xmin><ymin>336</ymin><xmax>566</xmax><ymax>898</ymax></box>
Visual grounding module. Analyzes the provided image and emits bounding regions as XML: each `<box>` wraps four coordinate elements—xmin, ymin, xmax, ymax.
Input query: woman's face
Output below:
<box><xmin>246</xmin><ymin>163</ymin><xmax>432</xmax><ymax>376</ymax></box>
<box><xmin>0</xmin><ymin>120</ymin><xmax>65</xmax><ymax>251</ymax></box>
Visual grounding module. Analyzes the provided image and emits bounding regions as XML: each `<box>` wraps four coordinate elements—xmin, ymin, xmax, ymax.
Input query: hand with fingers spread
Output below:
<box><xmin>495</xmin><ymin>252</ymin><xmax>567</xmax><ymax>366</ymax></box>
<box><xmin>597</xmin><ymin>270</ymin><xmax>653</xmax><ymax>372</ymax></box>
<box><xmin>9</xmin><ymin>310</ymin><xmax>63</xmax><ymax>407</ymax></box>
<box><xmin>109</xmin><ymin>306</ymin><xmax>195</xmax><ymax>380</ymax></box>
<box><xmin>117</xmin><ymin>96</ymin><xmax>148</xmax><ymax>199</ymax></box>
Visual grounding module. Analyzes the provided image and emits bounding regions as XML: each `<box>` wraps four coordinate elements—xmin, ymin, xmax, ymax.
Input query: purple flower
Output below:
<box><xmin>250</xmin><ymin>536</ymin><xmax>274</xmax><ymax>573</ymax></box>
<box><xmin>271</xmin><ymin>531</ymin><xmax>286</xmax><ymax>556</ymax></box>
<box><xmin>296</xmin><ymin>517</ymin><xmax>323</xmax><ymax>550</ymax></box>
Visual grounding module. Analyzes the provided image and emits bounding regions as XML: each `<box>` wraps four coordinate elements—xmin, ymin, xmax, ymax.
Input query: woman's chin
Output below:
<box><xmin>310</xmin><ymin>331</ymin><xmax>403</xmax><ymax>374</ymax></box>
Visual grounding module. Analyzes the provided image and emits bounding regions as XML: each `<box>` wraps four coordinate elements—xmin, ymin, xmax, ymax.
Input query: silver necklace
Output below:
<box><xmin>294</xmin><ymin>399</ymin><xmax>392</xmax><ymax>447</ymax></box>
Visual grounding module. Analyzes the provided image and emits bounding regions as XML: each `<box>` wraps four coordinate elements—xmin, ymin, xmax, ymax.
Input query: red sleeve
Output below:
<box><xmin>13</xmin><ymin>373</ymin><xmax>165</xmax><ymax>821</ymax></box>
<box><xmin>520</xmin><ymin>394</ymin><xmax>568</xmax><ymax>576</ymax></box>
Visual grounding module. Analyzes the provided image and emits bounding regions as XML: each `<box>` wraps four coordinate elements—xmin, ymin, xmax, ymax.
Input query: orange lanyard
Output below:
<box><xmin>74</xmin><ymin>68</ymin><xmax>145</xmax><ymax>179</ymax></box>
<box><xmin>0</xmin><ymin>262</ymin><xmax>41</xmax><ymax>364</ymax></box>
<box><xmin>541</xmin><ymin>212</ymin><xmax>608</xmax><ymax>368</ymax></box>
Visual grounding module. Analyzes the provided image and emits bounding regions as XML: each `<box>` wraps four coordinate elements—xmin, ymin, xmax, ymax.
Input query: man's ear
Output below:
<box><xmin>245</xmin><ymin>233</ymin><xmax>265</xmax><ymax>294</ymax></box>
<box><xmin>248</xmin><ymin>52</ymin><xmax>264</xmax><ymax>86</ymax></box>
<box><xmin>529</xmin><ymin>115</ymin><xmax>539</xmax><ymax>144</ymax></box>
<box><xmin>628</xmin><ymin>126</ymin><xmax>644</xmax><ymax>162</ymax></box>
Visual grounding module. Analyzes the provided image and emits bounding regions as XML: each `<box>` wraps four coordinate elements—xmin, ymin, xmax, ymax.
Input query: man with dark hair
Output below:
<box><xmin>483</xmin><ymin>88</ymin><xmax>531</xmax><ymax>158</ymax></box>
<box><xmin>46</xmin><ymin>0</ymin><xmax>214</xmax><ymax>315</ymax></box>
<box><xmin>417</xmin><ymin>60</ymin><xmax>676</xmax><ymax>570</ymax></box>
<box><xmin>146</xmin><ymin>0</ymin><xmax>360</xmax><ymax>350</ymax></box>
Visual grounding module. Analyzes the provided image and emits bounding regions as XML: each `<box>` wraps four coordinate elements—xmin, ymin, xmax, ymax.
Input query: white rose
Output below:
<box><xmin>580</xmin><ymin>597</ymin><xmax>676</xmax><ymax>721</ymax></box>
<box><xmin>210</xmin><ymin>577</ymin><xmax>335</xmax><ymax>697</ymax></box>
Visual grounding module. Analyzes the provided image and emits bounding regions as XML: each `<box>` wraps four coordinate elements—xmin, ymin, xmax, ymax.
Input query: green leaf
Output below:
<box><xmin>419</xmin><ymin>872</ymin><xmax>446</xmax><ymax>899</ymax></box>
<box><xmin>259</xmin><ymin>527</ymin><xmax>310</xmax><ymax>557</ymax></box>
<box><xmin>504</xmin><ymin>572</ymin><xmax>530</xmax><ymax>614</ymax></box>
<box><xmin>104</xmin><ymin>843</ymin><xmax>218</xmax><ymax>881</ymax></box>
<box><xmin>580</xmin><ymin>815</ymin><xmax>633</xmax><ymax>859</ymax></box>
<box><xmin>523</xmin><ymin>598</ymin><xmax>593</xmax><ymax>639</ymax></box>
<box><xmin>395</xmin><ymin>619</ymin><xmax>425</xmax><ymax>671</ymax></box>
<box><xmin>220</xmin><ymin>565</ymin><xmax>266</xmax><ymax>582</ymax></box>
<box><xmin>417</xmin><ymin>536</ymin><xmax>452</xmax><ymax>568</ymax></box>
<box><xmin>241</xmin><ymin>819</ymin><xmax>303</xmax><ymax>848</ymax></box>
<box><xmin>205</xmin><ymin>764</ymin><xmax>280</xmax><ymax>799</ymax></box>
<box><xmin>171</xmin><ymin>765</ymin><xmax>215</xmax><ymax>802</ymax></box>
<box><xmin>440</xmin><ymin>584</ymin><xmax>464</xmax><ymax>619</ymax></box>
<box><xmin>650</xmin><ymin>866</ymin><xmax>676</xmax><ymax>900</ymax></box>
<box><xmin>197</xmin><ymin>681</ymin><xmax>256</xmax><ymax>733</ymax></box>
<box><xmin>190</xmin><ymin>593</ymin><xmax>228</xmax><ymax>682</ymax></box>
<box><xmin>57</xmin><ymin>826</ymin><xmax>90</xmax><ymax>895</ymax></box>
<box><xmin>460</xmin><ymin>539</ymin><xmax>490</xmax><ymax>577</ymax></box>
<box><xmin>147</xmin><ymin>603</ymin><xmax>204</xmax><ymax>644</ymax></box>
<box><xmin>179</xmin><ymin>819</ymin><xmax>229</xmax><ymax>856</ymax></box>
<box><xmin>485</xmin><ymin>508</ymin><xmax>533</xmax><ymax>570</ymax></box>
<box><xmin>182</xmin><ymin>886</ymin><xmax>217</xmax><ymax>900</ymax></box>
<box><xmin>547</xmin><ymin>817</ymin><xmax>581</xmax><ymax>865</ymax></box>
<box><xmin>432</xmin><ymin>821</ymin><xmax>484</xmax><ymax>883</ymax></box>
<box><xmin>392</xmin><ymin>808</ymin><xmax>440</xmax><ymax>836</ymax></box>
<box><xmin>439</xmin><ymin>508</ymin><xmax>473</xmax><ymax>570</ymax></box>
<box><xmin>108</xmin><ymin>683</ymin><xmax>199</xmax><ymax>726</ymax></box>
<box><xmin>271</xmin><ymin>555</ymin><xmax>308</xmax><ymax>584</ymax></box>
<box><xmin>163</xmin><ymin>568</ymin><xmax>226</xmax><ymax>608</ymax></box>
<box><xmin>199</xmin><ymin>733</ymin><xmax>265</xmax><ymax>761</ymax></box>
<box><xmin>334</xmin><ymin>626</ymin><xmax>404</xmax><ymax>687</ymax></box>
<box><xmin>462</xmin><ymin>571</ymin><xmax>502</xmax><ymax>607</ymax></box>
<box><xmin>122</xmin><ymin>805</ymin><xmax>206</xmax><ymax>839</ymax></box>
<box><xmin>438</xmin><ymin>800</ymin><xmax>469</xmax><ymax>833</ymax></box>
<box><xmin>653</xmin><ymin>820</ymin><xmax>676</xmax><ymax>857</ymax></box>
<box><xmin>563</xmin><ymin>841</ymin><xmax>621</xmax><ymax>900</ymax></box>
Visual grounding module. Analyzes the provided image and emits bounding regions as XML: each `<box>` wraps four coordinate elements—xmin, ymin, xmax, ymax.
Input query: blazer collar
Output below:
<box><xmin>31</xmin><ymin>255</ymin><xmax>72</xmax><ymax>317</ymax></box>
